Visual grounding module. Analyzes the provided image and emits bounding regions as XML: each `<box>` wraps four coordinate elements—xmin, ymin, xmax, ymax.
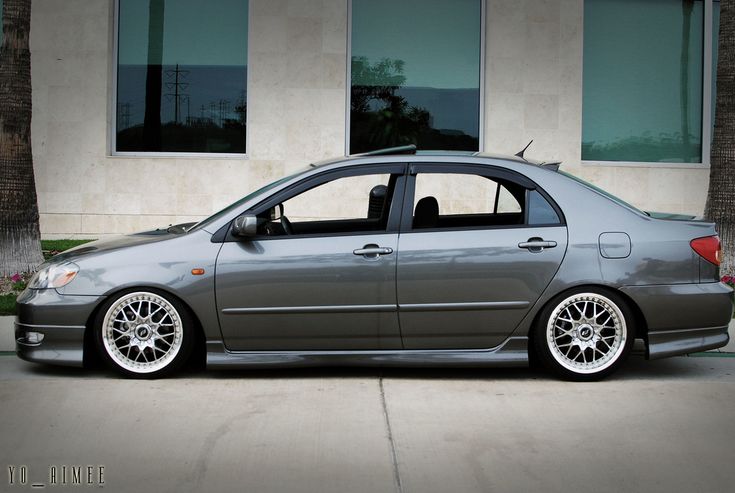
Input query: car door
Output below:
<box><xmin>215</xmin><ymin>164</ymin><xmax>406</xmax><ymax>351</ymax></box>
<box><xmin>396</xmin><ymin>164</ymin><xmax>568</xmax><ymax>349</ymax></box>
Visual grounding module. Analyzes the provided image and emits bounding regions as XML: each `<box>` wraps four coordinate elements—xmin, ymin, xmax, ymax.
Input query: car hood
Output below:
<box><xmin>51</xmin><ymin>225</ymin><xmax>195</xmax><ymax>264</ymax></box>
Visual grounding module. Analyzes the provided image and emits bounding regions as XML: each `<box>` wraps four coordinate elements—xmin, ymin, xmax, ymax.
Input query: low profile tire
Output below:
<box><xmin>94</xmin><ymin>290</ymin><xmax>193</xmax><ymax>378</ymax></box>
<box><xmin>533</xmin><ymin>288</ymin><xmax>635</xmax><ymax>381</ymax></box>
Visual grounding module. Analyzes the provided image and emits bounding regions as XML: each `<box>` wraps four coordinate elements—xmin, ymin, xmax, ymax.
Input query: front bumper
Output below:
<box><xmin>15</xmin><ymin>288</ymin><xmax>104</xmax><ymax>367</ymax></box>
<box><xmin>621</xmin><ymin>282</ymin><xmax>734</xmax><ymax>359</ymax></box>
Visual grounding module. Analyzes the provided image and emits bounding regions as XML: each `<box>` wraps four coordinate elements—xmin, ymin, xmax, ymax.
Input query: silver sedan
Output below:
<box><xmin>15</xmin><ymin>148</ymin><xmax>734</xmax><ymax>380</ymax></box>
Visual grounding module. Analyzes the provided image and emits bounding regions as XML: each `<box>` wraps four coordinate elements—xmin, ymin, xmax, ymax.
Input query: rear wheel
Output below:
<box><xmin>95</xmin><ymin>290</ymin><xmax>193</xmax><ymax>378</ymax></box>
<box><xmin>533</xmin><ymin>288</ymin><xmax>634</xmax><ymax>381</ymax></box>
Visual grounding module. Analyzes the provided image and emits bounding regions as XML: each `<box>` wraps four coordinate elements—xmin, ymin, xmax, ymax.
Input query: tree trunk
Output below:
<box><xmin>0</xmin><ymin>0</ymin><xmax>43</xmax><ymax>275</ymax></box>
<box><xmin>706</xmin><ymin>0</ymin><xmax>735</xmax><ymax>276</ymax></box>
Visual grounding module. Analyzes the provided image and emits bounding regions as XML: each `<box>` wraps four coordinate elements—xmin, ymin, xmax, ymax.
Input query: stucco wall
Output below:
<box><xmin>29</xmin><ymin>0</ymin><xmax>710</xmax><ymax>239</ymax></box>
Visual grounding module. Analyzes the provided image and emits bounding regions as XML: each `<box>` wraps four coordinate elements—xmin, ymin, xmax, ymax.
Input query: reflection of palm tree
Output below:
<box><xmin>350</xmin><ymin>57</ymin><xmax>432</xmax><ymax>153</ymax></box>
<box><xmin>680</xmin><ymin>0</ymin><xmax>694</xmax><ymax>161</ymax></box>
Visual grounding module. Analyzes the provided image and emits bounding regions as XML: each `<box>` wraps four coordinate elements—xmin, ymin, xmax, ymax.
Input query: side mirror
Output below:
<box><xmin>232</xmin><ymin>214</ymin><xmax>258</xmax><ymax>237</ymax></box>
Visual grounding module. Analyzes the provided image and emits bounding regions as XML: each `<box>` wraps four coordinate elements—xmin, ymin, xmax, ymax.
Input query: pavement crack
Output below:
<box><xmin>379</xmin><ymin>374</ymin><xmax>403</xmax><ymax>493</ymax></box>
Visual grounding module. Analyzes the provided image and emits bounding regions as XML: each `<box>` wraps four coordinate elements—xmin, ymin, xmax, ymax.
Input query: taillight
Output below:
<box><xmin>690</xmin><ymin>236</ymin><xmax>721</xmax><ymax>266</ymax></box>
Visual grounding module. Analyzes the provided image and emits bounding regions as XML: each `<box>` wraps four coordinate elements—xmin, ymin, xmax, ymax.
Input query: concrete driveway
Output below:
<box><xmin>1</xmin><ymin>354</ymin><xmax>734</xmax><ymax>493</ymax></box>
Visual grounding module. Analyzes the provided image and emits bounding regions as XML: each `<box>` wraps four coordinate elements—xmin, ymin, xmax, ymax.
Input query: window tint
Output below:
<box><xmin>257</xmin><ymin>174</ymin><xmax>394</xmax><ymax>237</ymax></box>
<box><xmin>582</xmin><ymin>0</ymin><xmax>703</xmax><ymax>162</ymax></box>
<box><xmin>350</xmin><ymin>0</ymin><xmax>482</xmax><ymax>154</ymax></box>
<box><xmin>116</xmin><ymin>0</ymin><xmax>248</xmax><ymax>153</ymax></box>
<box><xmin>528</xmin><ymin>190</ymin><xmax>561</xmax><ymax>225</ymax></box>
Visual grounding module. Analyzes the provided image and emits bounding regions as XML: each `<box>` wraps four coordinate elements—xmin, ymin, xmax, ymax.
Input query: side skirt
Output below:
<box><xmin>205</xmin><ymin>337</ymin><xmax>529</xmax><ymax>369</ymax></box>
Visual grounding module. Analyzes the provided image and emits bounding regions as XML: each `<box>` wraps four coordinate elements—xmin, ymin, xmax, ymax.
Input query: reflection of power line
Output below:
<box><xmin>164</xmin><ymin>63</ymin><xmax>190</xmax><ymax>124</ymax></box>
<box><xmin>219</xmin><ymin>99</ymin><xmax>230</xmax><ymax>127</ymax></box>
<box><xmin>117</xmin><ymin>102</ymin><xmax>131</xmax><ymax>128</ymax></box>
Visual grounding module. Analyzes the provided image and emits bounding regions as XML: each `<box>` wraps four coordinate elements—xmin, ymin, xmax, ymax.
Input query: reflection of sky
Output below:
<box><xmin>117</xmin><ymin>65</ymin><xmax>246</xmax><ymax>128</ymax></box>
<box><xmin>118</xmin><ymin>0</ymin><xmax>248</xmax><ymax>66</ymax></box>
<box><xmin>583</xmin><ymin>0</ymin><xmax>704</xmax><ymax>146</ymax></box>
<box><xmin>351</xmin><ymin>0</ymin><xmax>481</xmax><ymax>90</ymax></box>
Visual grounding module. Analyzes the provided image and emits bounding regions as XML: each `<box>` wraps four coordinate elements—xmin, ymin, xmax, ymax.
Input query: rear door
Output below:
<box><xmin>396</xmin><ymin>164</ymin><xmax>568</xmax><ymax>349</ymax></box>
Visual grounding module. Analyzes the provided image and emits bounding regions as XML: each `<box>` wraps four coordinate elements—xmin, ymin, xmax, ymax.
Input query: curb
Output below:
<box><xmin>0</xmin><ymin>316</ymin><xmax>14</xmax><ymax>352</ymax></box>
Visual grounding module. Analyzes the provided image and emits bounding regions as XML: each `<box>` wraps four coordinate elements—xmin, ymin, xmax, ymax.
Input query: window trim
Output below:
<box><xmin>581</xmin><ymin>0</ymin><xmax>716</xmax><ymax>169</ymax></box>
<box><xmin>399</xmin><ymin>163</ymin><xmax>565</xmax><ymax>234</ymax></box>
<box><xmin>110</xmin><ymin>0</ymin><xmax>250</xmax><ymax>158</ymax></box>
<box><xmin>345</xmin><ymin>0</ymin><xmax>486</xmax><ymax>156</ymax></box>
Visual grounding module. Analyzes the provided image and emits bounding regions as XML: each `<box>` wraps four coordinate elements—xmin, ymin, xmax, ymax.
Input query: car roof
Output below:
<box><xmin>310</xmin><ymin>150</ymin><xmax>550</xmax><ymax>169</ymax></box>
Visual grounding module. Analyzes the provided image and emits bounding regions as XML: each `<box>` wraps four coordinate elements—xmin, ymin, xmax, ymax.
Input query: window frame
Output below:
<box><xmin>581</xmin><ymin>0</ymin><xmax>716</xmax><ymax>169</ymax></box>
<box><xmin>400</xmin><ymin>163</ymin><xmax>565</xmax><ymax>234</ymax></box>
<box><xmin>345</xmin><ymin>0</ymin><xmax>487</xmax><ymax>156</ymax></box>
<box><xmin>110</xmin><ymin>0</ymin><xmax>250</xmax><ymax>158</ymax></box>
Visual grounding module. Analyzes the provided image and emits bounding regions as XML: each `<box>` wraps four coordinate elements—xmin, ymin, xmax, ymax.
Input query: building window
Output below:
<box><xmin>349</xmin><ymin>0</ymin><xmax>482</xmax><ymax>155</ymax></box>
<box><xmin>582</xmin><ymin>0</ymin><xmax>707</xmax><ymax>163</ymax></box>
<box><xmin>115</xmin><ymin>0</ymin><xmax>248</xmax><ymax>154</ymax></box>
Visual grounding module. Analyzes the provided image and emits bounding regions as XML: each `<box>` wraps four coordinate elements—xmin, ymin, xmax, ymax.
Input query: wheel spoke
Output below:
<box><xmin>102</xmin><ymin>293</ymin><xmax>184</xmax><ymax>373</ymax></box>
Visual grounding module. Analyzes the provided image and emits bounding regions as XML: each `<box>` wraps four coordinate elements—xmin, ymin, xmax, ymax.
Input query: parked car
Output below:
<box><xmin>15</xmin><ymin>146</ymin><xmax>733</xmax><ymax>380</ymax></box>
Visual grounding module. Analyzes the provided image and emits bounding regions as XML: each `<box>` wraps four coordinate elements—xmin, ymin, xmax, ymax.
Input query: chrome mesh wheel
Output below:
<box><xmin>546</xmin><ymin>292</ymin><xmax>627</xmax><ymax>375</ymax></box>
<box><xmin>101</xmin><ymin>292</ymin><xmax>184</xmax><ymax>374</ymax></box>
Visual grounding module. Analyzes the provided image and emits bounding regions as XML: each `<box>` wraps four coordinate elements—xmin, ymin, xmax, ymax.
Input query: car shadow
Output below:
<box><xmin>16</xmin><ymin>353</ymin><xmax>731</xmax><ymax>382</ymax></box>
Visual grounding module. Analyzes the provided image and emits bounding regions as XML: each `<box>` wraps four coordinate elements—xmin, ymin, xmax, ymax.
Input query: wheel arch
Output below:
<box><xmin>527</xmin><ymin>283</ymin><xmax>649</xmax><ymax>356</ymax></box>
<box><xmin>82</xmin><ymin>286</ymin><xmax>207</xmax><ymax>370</ymax></box>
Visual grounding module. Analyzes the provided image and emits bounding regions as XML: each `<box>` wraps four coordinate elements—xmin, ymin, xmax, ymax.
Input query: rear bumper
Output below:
<box><xmin>621</xmin><ymin>282</ymin><xmax>733</xmax><ymax>358</ymax></box>
<box><xmin>646</xmin><ymin>325</ymin><xmax>729</xmax><ymax>359</ymax></box>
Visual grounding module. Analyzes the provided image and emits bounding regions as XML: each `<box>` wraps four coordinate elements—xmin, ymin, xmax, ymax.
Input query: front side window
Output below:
<box><xmin>582</xmin><ymin>0</ymin><xmax>704</xmax><ymax>163</ymax></box>
<box><xmin>116</xmin><ymin>0</ymin><xmax>248</xmax><ymax>154</ymax></box>
<box><xmin>349</xmin><ymin>0</ymin><xmax>482</xmax><ymax>154</ymax></box>
<box><xmin>256</xmin><ymin>173</ymin><xmax>398</xmax><ymax>237</ymax></box>
<box><xmin>410</xmin><ymin>172</ymin><xmax>560</xmax><ymax>230</ymax></box>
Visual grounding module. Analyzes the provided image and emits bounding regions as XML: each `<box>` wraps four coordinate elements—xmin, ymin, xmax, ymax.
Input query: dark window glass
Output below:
<box><xmin>116</xmin><ymin>0</ymin><xmax>248</xmax><ymax>153</ymax></box>
<box><xmin>350</xmin><ymin>0</ymin><xmax>481</xmax><ymax>154</ymax></box>
<box><xmin>583</xmin><ymin>0</ymin><xmax>703</xmax><ymax>162</ymax></box>
<box><xmin>527</xmin><ymin>190</ymin><xmax>560</xmax><ymax>225</ymax></box>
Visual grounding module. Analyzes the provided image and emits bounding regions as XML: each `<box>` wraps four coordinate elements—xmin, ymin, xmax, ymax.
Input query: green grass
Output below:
<box><xmin>42</xmin><ymin>239</ymin><xmax>94</xmax><ymax>258</ymax></box>
<box><xmin>0</xmin><ymin>293</ymin><xmax>17</xmax><ymax>317</ymax></box>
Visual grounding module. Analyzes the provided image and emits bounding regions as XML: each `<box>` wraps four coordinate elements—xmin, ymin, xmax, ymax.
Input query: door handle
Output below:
<box><xmin>518</xmin><ymin>238</ymin><xmax>557</xmax><ymax>252</ymax></box>
<box><xmin>353</xmin><ymin>245</ymin><xmax>394</xmax><ymax>257</ymax></box>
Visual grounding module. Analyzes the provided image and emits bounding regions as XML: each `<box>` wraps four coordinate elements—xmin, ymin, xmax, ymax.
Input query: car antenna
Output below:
<box><xmin>515</xmin><ymin>140</ymin><xmax>533</xmax><ymax>159</ymax></box>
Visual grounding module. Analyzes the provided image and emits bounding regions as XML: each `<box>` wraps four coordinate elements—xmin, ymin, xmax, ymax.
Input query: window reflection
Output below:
<box><xmin>116</xmin><ymin>0</ymin><xmax>248</xmax><ymax>153</ymax></box>
<box><xmin>350</xmin><ymin>0</ymin><xmax>482</xmax><ymax>154</ymax></box>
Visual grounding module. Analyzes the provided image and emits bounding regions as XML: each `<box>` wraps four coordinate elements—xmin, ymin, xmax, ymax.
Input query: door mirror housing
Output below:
<box><xmin>232</xmin><ymin>214</ymin><xmax>258</xmax><ymax>237</ymax></box>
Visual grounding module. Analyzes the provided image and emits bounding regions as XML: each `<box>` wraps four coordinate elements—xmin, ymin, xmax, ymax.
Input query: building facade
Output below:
<box><xmin>1</xmin><ymin>0</ymin><xmax>720</xmax><ymax>237</ymax></box>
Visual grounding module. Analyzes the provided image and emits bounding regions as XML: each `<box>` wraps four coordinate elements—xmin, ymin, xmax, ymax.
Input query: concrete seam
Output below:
<box><xmin>379</xmin><ymin>375</ymin><xmax>403</xmax><ymax>493</ymax></box>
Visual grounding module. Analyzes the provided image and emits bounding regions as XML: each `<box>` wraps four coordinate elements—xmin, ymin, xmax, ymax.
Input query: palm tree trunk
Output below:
<box><xmin>706</xmin><ymin>0</ymin><xmax>735</xmax><ymax>275</ymax></box>
<box><xmin>0</xmin><ymin>0</ymin><xmax>43</xmax><ymax>275</ymax></box>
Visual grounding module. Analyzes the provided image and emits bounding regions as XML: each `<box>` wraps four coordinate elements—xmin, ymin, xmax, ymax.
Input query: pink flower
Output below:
<box><xmin>10</xmin><ymin>273</ymin><xmax>21</xmax><ymax>283</ymax></box>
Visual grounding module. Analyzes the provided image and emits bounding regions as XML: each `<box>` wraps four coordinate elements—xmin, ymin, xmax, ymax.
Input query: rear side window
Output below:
<box><xmin>411</xmin><ymin>172</ymin><xmax>561</xmax><ymax>230</ymax></box>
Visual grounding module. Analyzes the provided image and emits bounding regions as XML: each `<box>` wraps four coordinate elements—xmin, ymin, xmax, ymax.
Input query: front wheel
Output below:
<box><xmin>95</xmin><ymin>290</ymin><xmax>193</xmax><ymax>378</ymax></box>
<box><xmin>533</xmin><ymin>289</ymin><xmax>635</xmax><ymax>381</ymax></box>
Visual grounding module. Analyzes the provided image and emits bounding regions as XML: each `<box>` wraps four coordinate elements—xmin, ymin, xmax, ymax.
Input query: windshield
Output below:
<box><xmin>559</xmin><ymin>171</ymin><xmax>646</xmax><ymax>215</ymax></box>
<box><xmin>189</xmin><ymin>167</ymin><xmax>311</xmax><ymax>232</ymax></box>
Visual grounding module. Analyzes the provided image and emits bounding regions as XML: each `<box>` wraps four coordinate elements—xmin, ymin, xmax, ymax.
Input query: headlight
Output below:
<box><xmin>28</xmin><ymin>262</ymin><xmax>79</xmax><ymax>289</ymax></box>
